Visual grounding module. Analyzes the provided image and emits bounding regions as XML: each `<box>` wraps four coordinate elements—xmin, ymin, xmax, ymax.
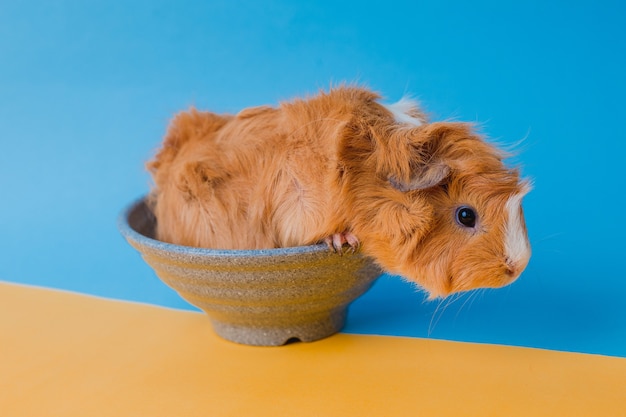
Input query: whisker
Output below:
<box><xmin>532</xmin><ymin>232</ymin><xmax>564</xmax><ymax>244</ymax></box>
<box><xmin>428</xmin><ymin>299</ymin><xmax>444</xmax><ymax>336</ymax></box>
<box><xmin>467</xmin><ymin>289</ymin><xmax>484</xmax><ymax>311</ymax></box>
<box><xmin>455</xmin><ymin>290</ymin><xmax>476</xmax><ymax>319</ymax></box>
<box><xmin>428</xmin><ymin>292</ymin><xmax>463</xmax><ymax>335</ymax></box>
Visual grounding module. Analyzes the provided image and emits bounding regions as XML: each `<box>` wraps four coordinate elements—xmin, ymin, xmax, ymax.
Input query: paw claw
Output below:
<box><xmin>333</xmin><ymin>233</ymin><xmax>346</xmax><ymax>254</ymax></box>
<box><xmin>324</xmin><ymin>232</ymin><xmax>359</xmax><ymax>255</ymax></box>
<box><xmin>324</xmin><ymin>236</ymin><xmax>336</xmax><ymax>253</ymax></box>
<box><xmin>344</xmin><ymin>233</ymin><xmax>360</xmax><ymax>251</ymax></box>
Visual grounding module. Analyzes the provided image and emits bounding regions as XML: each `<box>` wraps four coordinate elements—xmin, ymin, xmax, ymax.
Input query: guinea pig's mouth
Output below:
<box><xmin>437</xmin><ymin>269</ymin><xmax>522</xmax><ymax>299</ymax></box>
<box><xmin>411</xmin><ymin>255</ymin><xmax>529</xmax><ymax>299</ymax></box>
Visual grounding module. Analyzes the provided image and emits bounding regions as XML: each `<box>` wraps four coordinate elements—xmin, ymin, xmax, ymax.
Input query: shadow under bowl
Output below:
<box><xmin>118</xmin><ymin>197</ymin><xmax>382</xmax><ymax>346</ymax></box>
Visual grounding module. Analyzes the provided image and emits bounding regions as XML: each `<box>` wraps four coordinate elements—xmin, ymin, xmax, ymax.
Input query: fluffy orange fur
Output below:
<box><xmin>148</xmin><ymin>86</ymin><xmax>531</xmax><ymax>298</ymax></box>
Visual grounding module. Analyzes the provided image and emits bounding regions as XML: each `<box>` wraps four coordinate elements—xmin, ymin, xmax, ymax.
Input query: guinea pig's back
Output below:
<box><xmin>151</xmin><ymin>106</ymin><xmax>295</xmax><ymax>249</ymax></box>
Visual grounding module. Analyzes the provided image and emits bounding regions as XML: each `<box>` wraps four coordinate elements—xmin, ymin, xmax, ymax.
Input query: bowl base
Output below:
<box><xmin>209</xmin><ymin>310</ymin><xmax>348</xmax><ymax>346</ymax></box>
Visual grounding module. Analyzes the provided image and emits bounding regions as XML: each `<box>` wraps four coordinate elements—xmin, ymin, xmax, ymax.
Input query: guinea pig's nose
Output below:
<box><xmin>504</xmin><ymin>258</ymin><xmax>527</xmax><ymax>279</ymax></box>
<box><xmin>505</xmin><ymin>265</ymin><xmax>517</xmax><ymax>277</ymax></box>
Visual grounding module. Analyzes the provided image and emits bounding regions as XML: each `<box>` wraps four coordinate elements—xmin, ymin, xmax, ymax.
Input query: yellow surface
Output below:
<box><xmin>1</xmin><ymin>282</ymin><xmax>624</xmax><ymax>416</ymax></box>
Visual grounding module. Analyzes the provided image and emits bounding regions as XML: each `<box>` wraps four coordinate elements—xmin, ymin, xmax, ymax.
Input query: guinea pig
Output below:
<box><xmin>147</xmin><ymin>86</ymin><xmax>531</xmax><ymax>299</ymax></box>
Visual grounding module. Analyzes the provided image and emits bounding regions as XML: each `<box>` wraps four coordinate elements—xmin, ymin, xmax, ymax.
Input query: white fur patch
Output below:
<box><xmin>504</xmin><ymin>190</ymin><xmax>530</xmax><ymax>266</ymax></box>
<box><xmin>384</xmin><ymin>97</ymin><xmax>424</xmax><ymax>126</ymax></box>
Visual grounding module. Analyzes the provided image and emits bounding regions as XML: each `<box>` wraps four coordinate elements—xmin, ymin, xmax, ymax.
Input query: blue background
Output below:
<box><xmin>1</xmin><ymin>0</ymin><xmax>625</xmax><ymax>357</ymax></box>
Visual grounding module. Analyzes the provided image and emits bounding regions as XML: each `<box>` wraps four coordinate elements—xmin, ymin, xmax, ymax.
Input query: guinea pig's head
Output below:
<box><xmin>342</xmin><ymin>109</ymin><xmax>531</xmax><ymax>299</ymax></box>
<box><xmin>405</xmin><ymin>147</ymin><xmax>532</xmax><ymax>299</ymax></box>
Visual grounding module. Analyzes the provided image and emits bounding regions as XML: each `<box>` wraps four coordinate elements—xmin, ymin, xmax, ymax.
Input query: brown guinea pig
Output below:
<box><xmin>147</xmin><ymin>86</ymin><xmax>531</xmax><ymax>299</ymax></box>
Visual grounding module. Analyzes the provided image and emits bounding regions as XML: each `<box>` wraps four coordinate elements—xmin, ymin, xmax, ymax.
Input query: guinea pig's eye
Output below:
<box><xmin>456</xmin><ymin>206</ymin><xmax>477</xmax><ymax>228</ymax></box>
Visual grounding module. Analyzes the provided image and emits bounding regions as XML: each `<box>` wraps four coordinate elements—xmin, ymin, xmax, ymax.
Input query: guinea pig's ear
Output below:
<box><xmin>372</xmin><ymin>124</ymin><xmax>452</xmax><ymax>192</ymax></box>
<box><xmin>388</xmin><ymin>162</ymin><xmax>450</xmax><ymax>191</ymax></box>
<box><xmin>377</xmin><ymin>122</ymin><xmax>485</xmax><ymax>192</ymax></box>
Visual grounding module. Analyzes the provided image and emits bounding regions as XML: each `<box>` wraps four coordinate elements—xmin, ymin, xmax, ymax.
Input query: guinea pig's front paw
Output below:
<box><xmin>323</xmin><ymin>232</ymin><xmax>360</xmax><ymax>255</ymax></box>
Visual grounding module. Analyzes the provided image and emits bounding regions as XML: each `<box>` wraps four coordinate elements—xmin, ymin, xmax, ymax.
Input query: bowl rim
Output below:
<box><xmin>118</xmin><ymin>196</ymin><xmax>330</xmax><ymax>258</ymax></box>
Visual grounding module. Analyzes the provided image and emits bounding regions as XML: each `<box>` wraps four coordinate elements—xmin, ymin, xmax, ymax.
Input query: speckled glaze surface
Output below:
<box><xmin>118</xmin><ymin>197</ymin><xmax>382</xmax><ymax>346</ymax></box>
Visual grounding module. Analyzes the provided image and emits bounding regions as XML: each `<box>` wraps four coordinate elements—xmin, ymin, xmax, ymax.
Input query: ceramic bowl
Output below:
<box><xmin>118</xmin><ymin>197</ymin><xmax>382</xmax><ymax>346</ymax></box>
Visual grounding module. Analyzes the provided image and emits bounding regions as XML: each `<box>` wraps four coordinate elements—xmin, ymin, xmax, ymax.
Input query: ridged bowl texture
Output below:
<box><xmin>118</xmin><ymin>198</ymin><xmax>382</xmax><ymax>346</ymax></box>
